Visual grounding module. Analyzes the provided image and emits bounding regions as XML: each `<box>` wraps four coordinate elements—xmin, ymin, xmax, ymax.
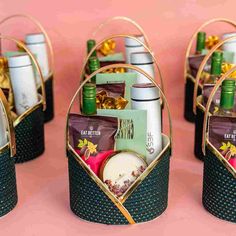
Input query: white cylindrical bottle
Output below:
<box><xmin>222</xmin><ymin>32</ymin><xmax>236</xmax><ymax>64</ymax></box>
<box><xmin>130</xmin><ymin>52</ymin><xmax>155</xmax><ymax>84</ymax></box>
<box><xmin>0</xmin><ymin>104</ymin><xmax>8</xmax><ymax>148</ymax></box>
<box><xmin>8</xmin><ymin>54</ymin><xmax>38</xmax><ymax>115</ymax></box>
<box><xmin>25</xmin><ymin>33</ymin><xmax>50</xmax><ymax>85</ymax></box>
<box><xmin>131</xmin><ymin>83</ymin><xmax>162</xmax><ymax>164</ymax></box>
<box><xmin>125</xmin><ymin>35</ymin><xmax>146</xmax><ymax>64</ymax></box>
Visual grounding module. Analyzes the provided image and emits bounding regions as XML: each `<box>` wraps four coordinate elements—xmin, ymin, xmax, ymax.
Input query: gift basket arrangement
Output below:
<box><xmin>66</xmin><ymin>18</ymin><xmax>172</xmax><ymax>225</ymax></box>
<box><xmin>0</xmin><ymin>35</ymin><xmax>46</xmax><ymax>163</ymax></box>
<box><xmin>184</xmin><ymin>18</ymin><xmax>236</xmax><ymax>123</ymax></box>
<box><xmin>193</xmin><ymin>35</ymin><xmax>236</xmax><ymax>161</ymax></box>
<box><xmin>0</xmin><ymin>88</ymin><xmax>17</xmax><ymax>217</ymax></box>
<box><xmin>0</xmin><ymin>14</ymin><xmax>55</xmax><ymax>122</ymax></box>
<box><xmin>201</xmin><ymin>67</ymin><xmax>236</xmax><ymax>223</ymax></box>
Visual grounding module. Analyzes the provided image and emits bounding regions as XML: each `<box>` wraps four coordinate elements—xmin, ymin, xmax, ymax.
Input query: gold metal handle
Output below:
<box><xmin>193</xmin><ymin>35</ymin><xmax>236</xmax><ymax>114</ymax></box>
<box><xmin>0</xmin><ymin>14</ymin><xmax>54</xmax><ymax>72</ymax></box>
<box><xmin>66</xmin><ymin>63</ymin><xmax>172</xmax><ymax>149</ymax></box>
<box><xmin>0</xmin><ymin>35</ymin><xmax>46</xmax><ymax>111</ymax></box>
<box><xmin>184</xmin><ymin>18</ymin><xmax>236</xmax><ymax>82</ymax></box>
<box><xmin>92</xmin><ymin>16</ymin><xmax>151</xmax><ymax>48</ymax></box>
<box><xmin>0</xmin><ymin>88</ymin><xmax>16</xmax><ymax>157</ymax></box>
<box><xmin>202</xmin><ymin>66</ymin><xmax>236</xmax><ymax>155</ymax></box>
<box><xmin>81</xmin><ymin>34</ymin><xmax>164</xmax><ymax>94</ymax></box>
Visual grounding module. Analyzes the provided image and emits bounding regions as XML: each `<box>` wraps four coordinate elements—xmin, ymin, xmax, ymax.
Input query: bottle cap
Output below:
<box><xmin>211</xmin><ymin>51</ymin><xmax>223</xmax><ymax>75</ymax></box>
<box><xmin>25</xmin><ymin>33</ymin><xmax>45</xmax><ymax>44</ymax></box>
<box><xmin>87</xmin><ymin>39</ymin><xmax>97</xmax><ymax>56</ymax></box>
<box><xmin>196</xmin><ymin>31</ymin><xmax>206</xmax><ymax>52</ymax></box>
<box><xmin>130</xmin><ymin>52</ymin><xmax>153</xmax><ymax>65</ymax></box>
<box><xmin>125</xmin><ymin>34</ymin><xmax>145</xmax><ymax>47</ymax></box>
<box><xmin>131</xmin><ymin>83</ymin><xmax>160</xmax><ymax>101</ymax></box>
<box><xmin>220</xmin><ymin>79</ymin><xmax>235</xmax><ymax>109</ymax></box>
<box><xmin>8</xmin><ymin>54</ymin><xmax>32</xmax><ymax>68</ymax></box>
<box><xmin>222</xmin><ymin>32</ymin><xmax>236</xmax><ymax>43</ymax></box>
<box><xmin>89</xmin><ymin>56</ymin><xmax>100</xmax><ymax>72</ymax></box>
<box><xmin>83</xmin><ymin>83</ymin><xmax>96</xmax><ymax>98</ymax></box>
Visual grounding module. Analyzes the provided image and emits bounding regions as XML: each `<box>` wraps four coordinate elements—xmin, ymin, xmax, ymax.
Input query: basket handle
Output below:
<box><xmin>92</xmin><ymin>16</ymin><xmax>151</xmax><ymax>48</ymax></box>
<box><xmin>193</xmin><ymin>35</ymin><xmax>236</xmax><ymax>114</ymax></box>
<box><xmin>81</xmin><ymin>34</ymin><xmax>164</xmax><ymax>94</ymax></box>
<box><xmin>66</xmin><ymin>63</ymin><xmax>172</xmax><ymax>149</ymax></box>
<box><xmin>184</xmin><ymin>18</ymin><xmax>236</xmax><ymax>82</ymax></box>
<box><xmin>0</xmin><ymin>35</ymin><xmax>46</xmax><ymax>111</ymax></box>
<box><xmin>0</xmin><ymin>14</ymin><xmax>54</xmax><ymax>72</ymax></box>
<box><xmin>202</xmin><ymin>66</ymin><xmax>236</xmax><ymax>155</ymax></box>
<box><xmin>0</xmin><ymin>88</ymin><xmax>16</xmax><ymax>157</ymax></box>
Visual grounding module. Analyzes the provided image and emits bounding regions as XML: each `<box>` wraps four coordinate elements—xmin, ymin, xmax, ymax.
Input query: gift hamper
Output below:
<box><xmin>0</xmin><ymin>14</ymin><xmax>54</xmax><ymax>122</ymax></box>
<box><xmin>184</xmin><ymin>18</ymin><xmax>236</xmax><ymax>122</ymax></box>
<box><xmin>0</xmin><ymin>88</ymin><xmax>17</xmax><ymax>217</ymax></box>
<box><xmin>201</xmin><ymin>68</ymin><xmax>236</xmax><ymax>223</ymax></box>
<box><xmin>193</xmin><ymin>35</ymin><xmax>236</xmax><ymax>161</ymax></box>
<box><xmin>66</xmin><ymin>62</ymin><xmax>172</xmax><ymax>225</ymax></box>
<box><xmin>0</xmin><ymin>35</ymin><xmax>46</xmax><ymax>163</ymax></box>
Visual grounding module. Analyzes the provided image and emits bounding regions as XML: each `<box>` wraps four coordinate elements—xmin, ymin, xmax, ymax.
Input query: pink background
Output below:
<box><xmin>0</xmin><ymin>0</ymin><xmax>236</xmax><ymax>235</ymax></box>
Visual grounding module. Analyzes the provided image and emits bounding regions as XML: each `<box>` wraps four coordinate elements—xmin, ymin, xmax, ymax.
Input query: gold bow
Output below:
<box><xmin>99</xmin><ymin>39</ymin><xmax>116</xmax><ymax>56</ymax></box>
<box><xmin>221</xmin><ymin>62</ymin><xmax>236</xmax><ymax>78</ymax></box>
<box><xmin>102</xmin><ymin>67</ymin><xmax>125</xmax><ymax>74</ymax></box>
<box><xmin>205</xmin><ymin>35</ymin><xmax>220</xmax><ymax>50</ymax></box>
<box><xmin>96</xmin><ymin>90</ymin><xmax>128</xmax><ymax>110</ymax></box>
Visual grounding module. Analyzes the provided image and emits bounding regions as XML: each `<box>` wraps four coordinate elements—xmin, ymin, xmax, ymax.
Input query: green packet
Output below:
<box><xmin>99</xmin><ymin>52</ymin><xmax>124</xmax><ymax>62</ymax></box>
<box><xmin>96</xmin><ymin>72</ymin><xmax>137</xmax><ymax>109</ymax></box>
<box><xmin>97</xmin><ymin>109</ymin><xmax>147</xmax><ymax>158</ymax></box>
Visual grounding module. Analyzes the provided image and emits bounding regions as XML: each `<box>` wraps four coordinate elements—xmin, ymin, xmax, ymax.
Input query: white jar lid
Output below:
<box><xmin>25</xmin><ymin>33</ymin><xmax>45</xmax><ymax>44</ymax></box>
<box><xmin>131</xmin><ymin>52</ymin><xmax>153</xmax><ymax>65</ymax></box>
<box><xmin>222</xmin><ymin>32</ymin><xmax>236</xmax><ymax>43</ymax></box>
<box><xmin>131</xmin><ymin>83</ymin><xmax>160</xmax><ymax>100</ymax></box>
<box><xmin>8</xmin><ymin>54</ymin><xmax>32</xmax><ymax>68</ymax></box>
<box><xmin>125</xmin><ymin>34</ymin><xmax>145</xmax><ymax>47</ymax></box>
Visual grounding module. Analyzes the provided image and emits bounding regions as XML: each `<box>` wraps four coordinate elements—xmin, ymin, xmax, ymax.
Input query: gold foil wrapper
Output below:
<box><xmin>221</xmin><ymin>62</ymin><xmax>236</xmax><ymax>78</ymax></box>
<box><xmin>102</xmin><ymin>67</ymin><xmax>125</xmax><ymax>74</ymax></box>
<box><xmin>96</xmin><ymin>90</ymin><xmax>128</xmax><ymax>110</ymax></box>
<box><xmin>206</xmin><ymin>35</ymin><xmax>220</xmax><ymax>50</ymax></box>
<box><xmin>98</xmin><ymin>39</ymin><xmax>116</xmax><ymax>56</ymax></box>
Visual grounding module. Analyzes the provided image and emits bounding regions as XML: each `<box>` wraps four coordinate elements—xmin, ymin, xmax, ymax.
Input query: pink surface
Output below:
<box><xmin>0</xmin><ymin>0</ymin><xmax>236</xmax><ymax>235</ymax></box>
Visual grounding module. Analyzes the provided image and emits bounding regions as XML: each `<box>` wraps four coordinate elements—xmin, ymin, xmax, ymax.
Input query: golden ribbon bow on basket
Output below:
<box><xmin>102</xmin><ymin>67</ymin><xmax>126</xmax><ymax>74</ymax></box>
<box><xmin>96</xmin><ymin>90</ymin><xmax>128</xmax><ymax>110</ymax></box>
<box><xmin>99</xmin><ymin>39</ymin><xmax>116</xmax><ymax>56</ymax></box>
<box><xmin>221</xmin><ymin>62</ymin><xmax>236</xmax><ymax>78</ymax></box>
<box><xmin>205</xmin><ymin>35</ymin><xmax>220</xmax><ymax>50</ymax></box>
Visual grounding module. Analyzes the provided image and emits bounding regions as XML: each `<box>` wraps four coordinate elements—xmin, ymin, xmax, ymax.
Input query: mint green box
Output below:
<box><xmin>97</xmin><ymin>109</ymin><xmax>147</xmax><ymax>158</ymax></box>
<box><xmin>99</xmin><ymin>52</ymin><xmax>124</xmax><ymax>62</ymax></box>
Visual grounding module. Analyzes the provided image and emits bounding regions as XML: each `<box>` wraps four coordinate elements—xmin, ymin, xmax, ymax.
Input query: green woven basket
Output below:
<box><xmin>202</xmin><ymin>146</ymin><xmax>236</xmax><ymax>223</ymax></box>
<box><xmin>66</xmin><ymin>63</ymin><xmax>172</xmax><ymax>225</ymax></box>
<box><xmin>194</xmin><ymin>96</ymin><xmax>205</xmax><ymax>161</ymax></box>
<box><xmin>38</xmin><ymin>74</ymin><xmax>54</xmax><ymax>123</ymax></box>
<box><xmin>14</xmin><ymin>102</ymin><xmax>45</xmax><ymax>163</ymax></box>
<box><xmin>0</xmin><ymin>89</ymin><xmax>18</xmax><ymax>217</ymax></box>
<box><xmin>201</xmin><ymin>68</ymin><xmax>236</xmax><ymax>223</ymax></box>
<box><xmin>0</xmin><ymin>146</ymin><xmax>18</xmax><ymax>217</ymax></box>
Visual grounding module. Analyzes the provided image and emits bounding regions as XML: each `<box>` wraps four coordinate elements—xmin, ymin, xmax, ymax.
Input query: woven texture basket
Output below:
<box><xmin>184</xmin><ymin>77</ymin><xmax>202</xmax><ymax>122</ymax></box>
<box><xmin>68</xmin><ymin>147</ymin><xmax>170</xmax><ymax>225</ymax></box>
<box><xmin>38</xmin><ymin>75</ymin><xmax>54</xmax><ymax>123</ymax></box>
<box><xmin>14</xmin><ymin>104</ymin><xmax>45</xmax><ymax>163</ymax></box>
<box><xmin>194</xmin><ymin>104</ymin><xmax>204</xmax><ymax>161</ymax></box>
<box><xmin>0</xmin><ymin>147</ymin><xmax>18</xmax><ymax>217</ymax></box>
<box><xmin>202</xmin><ymin>147</ymin><xmax>236</xmax><ymax>223</ymax></box>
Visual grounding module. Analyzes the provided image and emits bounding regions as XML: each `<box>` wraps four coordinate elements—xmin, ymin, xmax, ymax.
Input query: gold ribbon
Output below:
<box><xmin>221</xmin><ymin>62</ymin><xmax>236</xmax><ymax>78</ymax></box>
<box><xmin>17</xmin><ymin>40</ymin><xmax>26</xmax><ymax>52</ymax></box>
<box><xmin>205</xmin><ymin>35</ymin><xmax>220</xmax><ymax>50</ymax></box>
<box><xmin>102</xmin><ymin>67</ymin><xmax>125</xmax><ymax>74</ymax></box>
<box><xmin>96</xmin><ymin>90</ymin><xmax>128</xmax><ymax>109</ymax></box>
<box><xmin>98</xmin><ymin>39</ymin><xmax>116</xmax><ymax>56</ymax></box>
